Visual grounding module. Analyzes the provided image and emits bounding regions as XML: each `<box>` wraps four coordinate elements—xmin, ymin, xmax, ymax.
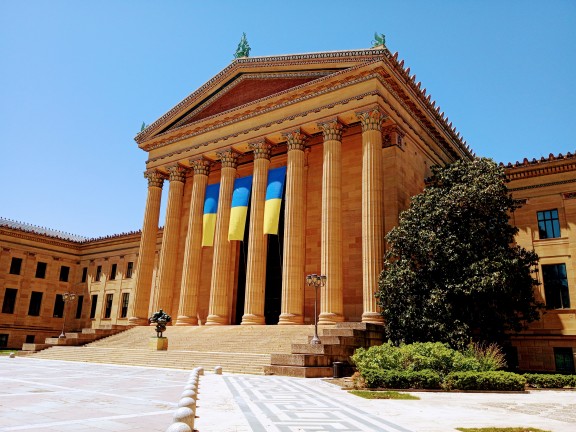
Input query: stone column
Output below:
<box><xmin>129</xmin><ymin>170</ymin><xmax>166</xmax><ymax>325</ymax></box>
<box><xmin>152</xmin><ymin>164</ymin><xmax>188</xmax><ymax>317</ymax></box>
<box><xmin>241</xmin><ymin>140</ymin><xmax>271</xmax><ymax>325</ymax></box>
<box><xmin>318</xmin><ymin>120</ymin><xmax>345</xmax><ymax>325</ymax></box>
<box><xmin>279</xmin><ymin>130</ymin><xmax>307</xmax><ymax>325</ymax></box>
<box><xmin>357</xmin><ymin>108</ymin><xmax>387</xmax><ymax>324</ymax></box>
<box><xmin>175</xmin><ymin>157</ymin><xmax>211</xmax><ymax>326</ymax></box>
<box><xmin>206</xmin><ymin>148</ymin><xmax>240</xmax><ymax>325</ymax></box>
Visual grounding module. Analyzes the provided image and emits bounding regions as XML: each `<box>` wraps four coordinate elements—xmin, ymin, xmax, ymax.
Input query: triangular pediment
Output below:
<box><xmin>168</xmin><ymin>71</ymin><xmax>332</xmax><ymax>130</ymax></box>
<box><xmin>136</xmin><ymin>49</ymin><xmax>392</xmax><ymax>145</ymax></box>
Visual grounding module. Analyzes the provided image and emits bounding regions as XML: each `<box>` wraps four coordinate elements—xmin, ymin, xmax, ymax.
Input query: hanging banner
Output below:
<box><xmin>263</xmin><ymin>166</ymin><xmax>287</xmax><ymax>235</ymax></box>
<box><xmin>228</xmin><ymin>175</ymin><xmax>253</xmax><ymax>241</ymax></box>
<box><xmin>202</xmin><ymin>183</ymin><xmax>220</xmax><ymax>247</ymax></box>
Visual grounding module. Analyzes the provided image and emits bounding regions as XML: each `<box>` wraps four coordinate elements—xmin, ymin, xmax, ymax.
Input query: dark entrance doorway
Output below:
<box><xmin>264</xmin><ymin>193</ymin><xmax>285</xmax><ymax>324</ymax></box>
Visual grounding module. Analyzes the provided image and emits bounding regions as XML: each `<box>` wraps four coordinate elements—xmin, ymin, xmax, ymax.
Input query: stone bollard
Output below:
<box><xmin>215</xmin><ymin>366</ymin><xmax>222</xmax><ymax>375</ymax></box>
<box><xmin>181</xmin><ymin>389</ymin><xmax>197</xmax><ymax>400</ymax></box>
<box><xmin>9</xmin><ymin>352</ymin><xmax>15</xmax><ymax>358</ymax></box>
<box><xmin>173</xmin><ymin>406</ymin><xmax>195</xmax><ymax>429</ymax></box>
<box><xmin>178</xmin><ymin>397</ymin><xmax>196</xmax><ymax>410</ymax></box>
<box><xmin>166</xmin><ymin>422</ymin><xmax>192</xmax><ymax>432</ymax></box>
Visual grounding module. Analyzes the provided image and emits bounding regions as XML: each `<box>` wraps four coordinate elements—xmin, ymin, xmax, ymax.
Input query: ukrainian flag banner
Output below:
<box><xmin>263</xmin><ymin>166</ymin><xmax>287</xmax><ymax>235</ymax></box>
<box><xmin>228</xmin><ymin>175</ymin><xmax>253</xmax><ymax>241</ymax></box>
<box><xmin>202</xmin><ymin>183</ymin><xmax>220</xmax><ymax>247</ymax></box>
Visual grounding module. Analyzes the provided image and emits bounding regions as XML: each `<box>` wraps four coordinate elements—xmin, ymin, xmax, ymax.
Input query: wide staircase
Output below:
<box><xmin>31</xmin><ymin>325</ymin><xmax>315</xmax><ymax>375</ymax></box>
<box><xmin>30</xmin><ymin>323</ymin><xmax>386</xmax><ymax>376</ymax></box>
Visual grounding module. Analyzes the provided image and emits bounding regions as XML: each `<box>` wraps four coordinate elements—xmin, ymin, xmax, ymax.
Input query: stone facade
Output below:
<box><xmin>0</xmin><ymin>47</ymin><xmax>574</xmax><ymax>373</ymax></box>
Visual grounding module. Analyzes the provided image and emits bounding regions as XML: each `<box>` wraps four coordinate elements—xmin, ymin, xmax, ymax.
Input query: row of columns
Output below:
<box><xmin>129</xmin><ymin>107</ymin><xmax>387</xmax><ymax>326</ymax></box>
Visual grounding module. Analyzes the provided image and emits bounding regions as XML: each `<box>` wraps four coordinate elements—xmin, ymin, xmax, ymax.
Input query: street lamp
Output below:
<box><xmin>306</xmin><ymin>273</ymin><xmax>326</xmax><ymax>345</ymax></box>
<box><xmin>59</xmin><ymin>292</ymin><xmax>78</xmax><ymax>338</ymax></box>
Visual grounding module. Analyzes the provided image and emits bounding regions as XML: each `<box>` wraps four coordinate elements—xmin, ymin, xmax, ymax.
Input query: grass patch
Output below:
<box><xmin>0</xmin><ymin>350</ymin><xmax>18</xmax><ymax>356</ymax></box>
<box><xmin>348</xmin><ymin>390</ymin><xmax>419</xmax><ymax>400</ymax></box>
<box><xmin>456</xmin><ymin>428</ymin><xmax>551</xmax><ymax>432</ymax></box>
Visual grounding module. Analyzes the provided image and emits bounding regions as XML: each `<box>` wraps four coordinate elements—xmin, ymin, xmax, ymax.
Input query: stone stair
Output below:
<box><xmin>31</xmin><ymin>325</ymin><xmax>315</xmax><ymax>375</ymax></box>
<box><xmin>22</xmin><ymin>324</ymin><xmax>128</xmax><ymax>353</ymax></box>
<box><xmin>264</xmin><ymin>322</ymin><xmax>385</xmax><ymax>378</ymax></box>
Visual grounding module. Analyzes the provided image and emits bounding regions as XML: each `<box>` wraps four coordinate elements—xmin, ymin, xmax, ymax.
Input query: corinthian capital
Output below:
<box><xmin>282</xmin><ymin>129</ymin><xmax>308</xmax><ymax>152</ymax></box>
<box><xmin>217</xmin><ymin>148</ymin><xmax>241</xmax><ymax>169</ymax></box>
<box><xmin>356</xmin><ymin>108</ymin><xmax>388</xmax><ymax>132</ymax></box>
<box><xmin>166</xmin><ymin>164</ymin><xmax>188</xmax><ymax>183</ymax></box>
<box><xmin>249</xmin><ymin>139</ymin><xmax>272</xmax><ymax>160</ymax></box>
<box><xmin>318</xmin><ymin>119</ymin><xmax>344</xmax><ymax>142</ymax></box>
<box><xmin>144</xmin><ymin>169</ymin><xmax>167</xmax><ymax>188</ymax></box>
<box><xmin>189</xmin><ymin>157</ymin><xmax>212</xmax><ymax>176</ymax></box>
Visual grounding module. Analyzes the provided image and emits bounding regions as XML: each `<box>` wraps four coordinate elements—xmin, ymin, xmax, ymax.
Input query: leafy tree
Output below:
<box><xmin>376</xmin><ymin>158</ymin><xmax>542</xmax><ymax>348</ymax></box>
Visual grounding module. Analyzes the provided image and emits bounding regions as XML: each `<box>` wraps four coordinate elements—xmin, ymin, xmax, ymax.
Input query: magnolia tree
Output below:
<box><xmin>376</xmin><ymin>158</ymin><xmax>542</xmax><ymax>348</ymax></box>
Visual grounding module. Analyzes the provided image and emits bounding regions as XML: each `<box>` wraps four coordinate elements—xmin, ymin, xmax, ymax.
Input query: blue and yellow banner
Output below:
<box><xmin>263</xmin><ymin>166</ymin><xmax>287</xmax><ymax>235</ymax></box>
<box><xmin>202</xmin><ymin>183</ymin><xmax>220</xmax><ymax>247</ymax></box>
<box><xmin>228</xmin><ymin>175</ymin><xmax>253</xmax><ymax>241</ymax></box>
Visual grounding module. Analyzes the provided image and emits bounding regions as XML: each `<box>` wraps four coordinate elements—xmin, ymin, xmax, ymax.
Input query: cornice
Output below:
<box><xmin>504</xmin><ymin>152</ymin><xmax>576</xmax><ymax>181</ymax></box>
<box><xmin>508</xmin><ymin>178</ymin><xmax>576</xmax><ymax>192</ymax></box>
<box><xmin>135</xmin><ymin>49</ymin><xmax>392</xmax><ymax>144</ymax></box>
<box><xmin>0</xmin><ymin>228</ymin><xmax>82</xmax><ymax>250</ymax></box>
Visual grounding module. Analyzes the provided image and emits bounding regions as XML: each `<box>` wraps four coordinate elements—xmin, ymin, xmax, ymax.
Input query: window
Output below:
<box><xmin>120</xmin><ymin>293</ymin><xmax>129</xmax><ymax>318</ymax></box>
<box><xmin>554</xmin><ymin>347</ymin><xmax>575</xmax><ymax>373</ymax></box>
<box><xmin>53</xmin><ymin>294</ymin><xmax>64</xmax><ymax>318</ymax></box>
<box><xmin>9</xmin><ymin>257</ymin><xmax>22</xmax><ymax>275</ymax></box>
<box><xmin>28</xmin><ymin>291</ymin><xmax>43</xmax><ymax>316</ymax></box>
<box><xmin>90</xmin><ymin>294</ymin><xmax>98</xmax><ymax>319</ymax></box>
<box><xmin>110</xmin><ymin>263</ymin><xmax>117</xmax><ymax>280</ymax></box>
<box><xmin>2</xmin><ymin>288</ymin><xmax>18</xmax><ymax>314</ymax></box>
<box><xmin>126</xmin><ymin>261</ymin><xmax>134</xmax><ymax>279</ymax></box>
<box><xmin>104</xmin><ymin>294</ymin><xmax>113</xmax><ymax>318</ymax></box>
<box><xmin>538</xmin><ymin>209</ymin><xmax>561</xmax><ymax>239</ymax></box>
<box><xmin>59</xmin><ymin>266</ymin><xmax>70</xmax><ymax>282</ymax></box>
<box><xmin>95</xmin><ymin>265</ymin><xmax>102</xmax><ymax>282</ymax></box>
<box><xmin>35</xmin><ymin>262</ymin><xmax>47</xmax><ymax>279</ymax></box>
<box><xmin>0</xmin><ymin>334</ymin><xmax>8</xmax><ymax>348</ymax></box>
<box><xmin>25</xmin><ymin>335</ymin><xmax>35</xmax><ymax>344</ymax></box>
<box><xmin>75</xmin><ymin>295</ymin><xmax>84</xmax><ymax>319</ymax></box>
<box><xmin>542</xmin><ymin>264</ymin><xmax>571</xmax><ymax>309</ymax></box>
<box><xmin>81</xmin><ymin>267</ymin><xmax>88</xmax><ymax>283</ymax></box>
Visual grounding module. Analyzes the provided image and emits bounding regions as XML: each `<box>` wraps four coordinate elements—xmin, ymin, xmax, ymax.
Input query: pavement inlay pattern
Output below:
<box><xmin>223</xmin><ymin>375</ymin><xmax>412</xmax><ymax>431</ymax></box>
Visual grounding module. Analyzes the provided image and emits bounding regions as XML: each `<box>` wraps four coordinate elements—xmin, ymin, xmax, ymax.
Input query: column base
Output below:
<box><xmin>128</xmin><ymin>316</ymin><xmax>149</xmax><ymax>326</ymax></box>
<box><xmin>318</xmin><ymin>313</ymin><xmax>344</xmax><ymax>325</ymax></box>
<box><xmin>205</xmin><ymin>314</ymin><xmax>228</xmax><ymax>325</ymax></box>
<box><xmin>362</xmin><ymin>312</ymin><xmax>384</xmax><ymax>324</ymax></box>
<box><xmin>241</xmin><ymin>314</ymin><xmax>265</xmax><ymax>325</ymax></box>
<box><xmin>278</xmin><ymin>313</ymin><xmax>304</xmax><ymax>325</ymax></box>
<box><xmin>175</xmin><ymin>316</ymin><xmax>198</xmax><ymax>326</ymax></box>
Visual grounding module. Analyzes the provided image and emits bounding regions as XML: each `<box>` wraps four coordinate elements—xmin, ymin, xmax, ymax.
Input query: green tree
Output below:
<box><xmin>376</xmin><ymin>158</ymin><xmax>542</xmax><ymax>348</ymax></box>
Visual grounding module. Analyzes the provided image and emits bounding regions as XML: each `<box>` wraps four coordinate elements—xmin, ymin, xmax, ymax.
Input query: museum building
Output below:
<box><xmin>1</xmin><ymin>45</ymin><xmax>574</xmax><ymax>372</ymax></box>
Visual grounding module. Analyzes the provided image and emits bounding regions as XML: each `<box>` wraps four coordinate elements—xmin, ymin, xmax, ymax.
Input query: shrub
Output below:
<box><xmin>351</xmin><ymin>343</ymin><xmax>402</xmax><ymax>371</ymax></box>
<box><xmin>464</xmin><ymin>343</ymin><xmax>507</xmax><ymax>371</ymax></box>
<box><xmin>443</xmin><ymin>371</ymin><xmax>526</xmax><ymax>391</ymax></box>
<box><xmin>361</xmin><ymin>368</ymin><xmax>442</xmax><ymax>389</ymax></box>
<box><xmin>524</xmin><ymin>373</ymin><xmax>576</xmax><ymax>388</ymax></box>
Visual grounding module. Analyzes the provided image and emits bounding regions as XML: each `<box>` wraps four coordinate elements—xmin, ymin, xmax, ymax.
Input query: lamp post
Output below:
<box><xmin>306</xmin><ymin>273</ymin><xmax>326</xmax><ymax>345</ymax></box>
<box><xmin>59</xmin><ymin>292</ymin><xmax>78</xmax><ymax>338</ymax></box>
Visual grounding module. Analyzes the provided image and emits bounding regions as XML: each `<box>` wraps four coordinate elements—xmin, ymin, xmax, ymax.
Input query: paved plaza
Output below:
<box><xmin>0</xmin><ymin>357</ymin><xmax>574</xmax><ymax>432</ymax></box>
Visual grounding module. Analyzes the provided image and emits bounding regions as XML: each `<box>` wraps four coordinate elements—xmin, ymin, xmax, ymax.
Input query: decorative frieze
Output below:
<box><xmin>382</xmin><ymin>125</ymin><xmax>405</xmax><ymax>148</ymax></box>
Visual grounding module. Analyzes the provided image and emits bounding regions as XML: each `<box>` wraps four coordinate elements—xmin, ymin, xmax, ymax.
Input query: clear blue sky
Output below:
<box><xmin>1</xmin><ymin>1</ymin><xmax>575</xmax><ymax>237</ymax></box>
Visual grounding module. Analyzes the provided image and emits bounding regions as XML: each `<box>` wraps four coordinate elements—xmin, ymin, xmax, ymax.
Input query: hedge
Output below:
<box><xmin>442</xmin><ymin>371</ymin><xmax>526</xmax><ymax>391</ymax></box>
<box><xmin>362</xmin><ymin>368</ymin><xmax>442</xmax><ymax>389</ymax></box>
<box><xmin>523</xmin><ymin>373</ymin><xmax>576</xmax><ymax>389</ymax></box>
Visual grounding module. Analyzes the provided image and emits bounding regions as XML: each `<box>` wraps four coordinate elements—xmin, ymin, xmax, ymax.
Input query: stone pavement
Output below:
<box><xmin>0</xmin><ymin>357</ymin><xmax>574</xmax><ymax>431</ymax></box>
